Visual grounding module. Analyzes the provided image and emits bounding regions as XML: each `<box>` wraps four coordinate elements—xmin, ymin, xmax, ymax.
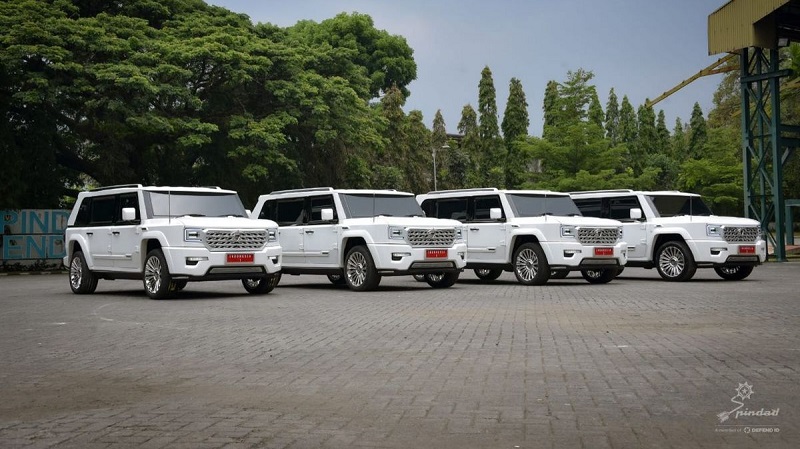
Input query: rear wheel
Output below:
<box><xmin>655</xmin><ymin>241</ymin><xmax>696</xmax><ymax>282</ymax></box>
<box><xmin>344</xmin><ymin>246</ymin><xmax>381</xmax><ymax>291</ymax></box>
<box><xmin>69</xmin><ymin>251</ymin><xmax>98</xmax><ymax>294</ymax></box>
<box><xmin>143</xmin><ymin>249</ymin><xmax>174</xmax><ymax>299</ymax></box>
<box><xmin>425</xmin><ymin>272</ymin><xmax>459</xmax><ymax>288</ymax></box>
<box><xmin>714</xmin><ymin>265</ymin><xmax>754</xmax><ymax>281</ymax></box>
<box><xmin>513</xmin><ymin>243</ymin><xmax>550</xmax><ymax>285</ymax></box>
<box><xmin>473</xmin><ymin>268</ymin><xmax>502</xmax><ymax>282</ymax></box>
<box><xmin>243</xmin><ymin>273</ymin><xmax>281</xmax><ymax>294</ymax></box>
<box><xmin>581</xmin><ymin>268</ymin><xmax>616</xmax><ymax>284</ymax></box>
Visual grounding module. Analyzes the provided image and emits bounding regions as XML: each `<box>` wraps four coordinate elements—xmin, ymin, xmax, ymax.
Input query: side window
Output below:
<box><xmin>308</xmin><ymin>195</ymin><xmax>337</xmax><ymax>224</ymax></box>
<box><xmin>433</xmin><ymin>198</ymin><xmax>468</xmax><ymax>222</ymax></box>
<box><xmin>275</xmin><ymin>198</ymin><xmax>306</xmax><ymax>226</ymax></box>
<box><xmin>573</xmin><ymin>198</ymin><xmax>603</xmax><ymax>218</ymax></box>
<box><xmin>258</xmin><ymin>200</ymin><xmax>276</xmax><ymax>221</ymax></box>
<box><xmin>420</xmin><ymin>199</ymin><xmax>435</xmax><ymax>218</ymax></box>
<box><xmin>608</xmin><ymin>196</ymin><xmax>641</xmax><ymax>221</ymax></box>
<box><xmin>74</xmin><ymin>198</ymin><xmax>92</xmax><ymax>226</ymax></box>
<box><xmin>472</xmin><ymin>195</ymin><xmax>504</xmax><ymax>221</ymax></box>
<box><xmin>89</xmin><ymin>196</ymin><xmax>116</xmax><ymax>225</ymax></box>
<box><xmin>116</xmin><ymin>193</ymin><xmax>140</xmax><ymax>223</ymax></box>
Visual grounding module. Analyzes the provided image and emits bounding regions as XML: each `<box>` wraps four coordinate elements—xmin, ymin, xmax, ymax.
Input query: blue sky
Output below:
<box><xmin>206</xmin><ymin>0</ymin><xmax>728</xmax><ymax>136</ymax></box>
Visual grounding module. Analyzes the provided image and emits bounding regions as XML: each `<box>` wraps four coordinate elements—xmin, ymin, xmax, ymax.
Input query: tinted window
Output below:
<box><xmin>339</xmin><ymin>194</ymin><xmax>424</xmax><ymax>218</ymax></box>
<box><xmin>473</xmin><ymin>196</ymin><xmax>504</xmax><ymax>221</ymax></box>
<box><xmin>117</xmin><ymin>193</ymin><xmax>140</xmax><ymax>223</ymax></box>
<box><xmin>506</xmin><ymin>194</ymin><xmax>581</xmax><ymax>217</ymax></box>
<box><xmin>146</xmin><ymin>192</ymin><xmax>247</xmax><ymax>218</ymax></box>
<box><xmin>649</xmin><ymin>195</ymin><xmax>713</xmax><ymax>217</ymax></box>
<box><xmin>309</xmin><ymin>195</ymin><xmax>337</xmax><ymax>223</ymax></box>
<box><xmin>608</xmin><ymin>196</ymin><xmax>641</xmax><ymax>221</ymax></box>
<box><xmin>74</xmin><ymin>198</ymin><xmax>92</xmax><ymax>226</ymax></box>
<box><xmin>90</xmin><ymin>196</ymin><xmax>116</xmax><ymax>225</ymax></box>
<box><xmin>275</xmin><ymin>198</ymin><xmax>305</xmax><ymax>226</ymax></box>
<box><xmin>428</xmin><ymin>198</ymin><xmax>468</xmax><ymax>221</ymax></box>
<box><xmin>258</xmin><ymin>200</ymin><xmax>276</xmax><ymax>221</ymax></box>
<box><xmin>573</xmin><ymin>198</ymin><xmax>602</xmax><ymax>218</ymax></box>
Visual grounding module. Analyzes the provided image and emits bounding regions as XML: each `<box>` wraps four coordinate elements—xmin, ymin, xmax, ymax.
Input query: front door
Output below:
<box><xmin>113</xmin><ymin>193</ymin><xmax>143</xmax><ymax>271</ymax></box>
<box><xmin>467</xmin><ymin>196</ymin><xmax>507</xmax><ymax>264</ymax></box>
<box><xmin>302</xmin><ymin>195</ymin><xmax>340</xmax><ymax>267</ymax></box>
<box><xmin>87</xmin><ymin>195</ymin><xmax>116</xmax><ymax>270</ymax></box>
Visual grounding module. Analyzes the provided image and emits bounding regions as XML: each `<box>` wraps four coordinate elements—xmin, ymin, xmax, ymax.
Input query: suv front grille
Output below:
<box><xmin>576</xmin><ymin>227</ymin><xmax>621</xmax><ymax>245</ymax></box>
<box><xmin>406</xmin><ymin>228</ymin><xmax>456</xmax><ymax>247</ymax></box>
<box><xmin>723</xmin><ymin>226</ymin><xmax>760</xmax><ymax>243</ymax></box>
<box><xmin>203</xmin><ymin>230</ymin><xmax>268</xmax><ymax>251</ymax></box>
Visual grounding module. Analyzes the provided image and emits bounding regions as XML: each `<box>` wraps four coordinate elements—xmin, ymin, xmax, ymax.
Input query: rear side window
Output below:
<box><xmin>90</xmin><ymin>196</ymin><xmax>116</xmax><ymax>225</ymax></box>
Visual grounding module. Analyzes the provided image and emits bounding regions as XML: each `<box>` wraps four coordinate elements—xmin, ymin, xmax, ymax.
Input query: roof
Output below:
<box><xmin>419</xmin><ymin>188</ymin><xmax>568</xmax><ymax>197</ymax></box>
<box><xmin>265</xmin><ymin>187</ymin><xmax>412</xmax><ymax>197</ymax></box>
<box><xmin>708</xmin><ymin>0</ymin><xmax>800</xmax><ymax>55</ymax></box>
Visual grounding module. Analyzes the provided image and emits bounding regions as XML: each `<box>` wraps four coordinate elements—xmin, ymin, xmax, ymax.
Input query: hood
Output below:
<box><xmin>652</xmin><ymin>215</ymin><xmax>761</xmax><ymax>226</ymax></box>
<box><xmin>346</xmin><ymin>216</ymin><xmax>462</xmax><ymax>228</ymax></box>
<box><xmin>513</xmin><ymin>215</ymin><xmax>621</xmax><ymax>227</ymax></box>
<box><xmin>164</xmin><ymin>216</ymin><xmax>277</xmax><ymax>229</ymax></box>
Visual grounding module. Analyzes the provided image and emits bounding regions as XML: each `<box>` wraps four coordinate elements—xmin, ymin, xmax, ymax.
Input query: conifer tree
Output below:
<box><xmin>688</xmin><ymin>102</ymin><xmax>708</xmax><ymax>159</ymax></box>
<box><xmin>605</xmin><ymin>88</ymin><xmax>620</xmax><ymax>145</ymax></box>
<box><xmin>542</xmin><ymin>80</ymin><xmax>560</xmax><ymax>140</ymax></box>
<box><xmin>477</xmin><ymin>66</ymin><xmax>505</xmax><ymax>186</ymax></box>
<box><xmin>502</xmin><ymin>78</ymin><xmax>529</xmax><ymax>188</ymax></box>
<box><xmin>458</xmin><ymin>104</ymin><xmax>481</xmax><ymax>187</ymax></box>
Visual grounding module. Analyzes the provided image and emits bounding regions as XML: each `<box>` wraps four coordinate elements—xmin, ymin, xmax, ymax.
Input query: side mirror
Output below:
<box><xmin>321</xmin><ymin>208</ymin><xmax>334</xmax><ymax>221</ymax></box>
<box><xmin>489</xmin><ymin>208</ymin><xmax>502</xmax><ymax>220</ymax></box>
<box><xmin>121</xmin><ymin>207</ymin><xmax>136</xmax><ymax>222</ymax></box>
<box><xmin>630</xmin><ymin>208</ymin><xmax>643</xmax><ymax>220</ymax></box>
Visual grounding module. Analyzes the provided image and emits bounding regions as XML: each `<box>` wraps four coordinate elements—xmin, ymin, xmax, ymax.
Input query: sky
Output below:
<box><xmin>206</xmin><ymin>0</ymin><xmax>729</xmax><ymax>137</ymax></box>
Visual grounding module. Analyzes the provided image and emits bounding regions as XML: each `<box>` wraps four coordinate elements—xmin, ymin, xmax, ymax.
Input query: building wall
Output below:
<box><xmin>1</xmin><ymin>210</ymin><xmax>69</xmax><ymax>272</ymax></box>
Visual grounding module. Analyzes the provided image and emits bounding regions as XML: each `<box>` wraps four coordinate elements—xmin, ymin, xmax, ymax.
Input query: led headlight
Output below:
<box><xmin>706</xmin><ymin>224</ymin><xmax>722</xmax><ymax>237</ymax></box>
<box><xmin>455</xmin><ymin>226</ymin><xmax>465</xmax><ymax>242</ymax></box>
<box><xmin>560</xmin><ymin>225</ymin><xmax>577</xmax><ymax>238</ymax></box>
<box><xmin>388</xmin><ymin>225</ymin><xmax>405</xmax><ymax>240</ymax></box>
<box><xmin>268</xmin><ymin>228</ymin><xmax>278</xmax><ymax>242</ymax></box>
<box><xmin>184</xmin><ymin>228</ymin><xmax>202</xmax><ymax>242</ymax></box>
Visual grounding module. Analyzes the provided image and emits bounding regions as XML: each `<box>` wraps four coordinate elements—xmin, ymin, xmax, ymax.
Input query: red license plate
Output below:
<box><xmin>594</xmin><ymin>247</ymin><xmax>614</xmax><ymax>257</ymax></box>
<box><xmin>227</xmin><ymin>253</ymin><xmax>254</xmax><ymax>263</ymax></box>
<box><xmin>426</xmin><ymin>249</ymin><xmax>448</xmax><ymax>259</ymax></box>
<box><xmin>739</xmin><ymin>245</ymin><xmax>756</xmax><ymax>255</ymax></box>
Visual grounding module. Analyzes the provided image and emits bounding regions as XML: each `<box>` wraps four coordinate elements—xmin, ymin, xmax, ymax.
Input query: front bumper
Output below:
<box><xmin>162</xmin><ymin>245</ymin><xmax>282</xmax><ymax>280</ymax></box>
<box><xmin>370</xmin><ymin>242</ymin><xmax>468</xmax><ymax>275</ymax></box>
<box><xmin>544</xmin><ymin>241</ymin><xmax>628</xmax><ymax>270</ymax></box>
<box><xmin>689</xmin><ymin>239</ymin><xmax>767</xmax><ymax>267</ymax></box>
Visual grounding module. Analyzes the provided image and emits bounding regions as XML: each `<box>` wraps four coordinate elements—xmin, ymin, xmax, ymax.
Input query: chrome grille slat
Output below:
<box><xmin>576</xmin><ymin>227</ymin><xmax>621</xmax><ymax>245</ymax></box>
<box><xmin>406</xmin><ymin>228</ymin><xmax>456</xmax><ymax>247</ymax></box>
<box><xmin>203</xmin><ymin>230</ymin><xmax>268</xmax><ymax>251</ymax></box>
<box><xmin>723</xmin><ymin>226</ymin><xmax>759</xmax><ymax>243</ymax></box>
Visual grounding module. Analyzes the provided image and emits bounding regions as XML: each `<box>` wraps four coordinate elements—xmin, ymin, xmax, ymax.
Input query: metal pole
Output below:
<box><xmin>432</xmin><ymin>148</ymin><xmax>437</xmax><ymax>191</ymax></box>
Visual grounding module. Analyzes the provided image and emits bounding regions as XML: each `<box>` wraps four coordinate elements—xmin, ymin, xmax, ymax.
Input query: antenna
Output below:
<box><xmin>372</xmin><ymin>192</ymin><xmax>376</xmax><ymax>223</ymax></box>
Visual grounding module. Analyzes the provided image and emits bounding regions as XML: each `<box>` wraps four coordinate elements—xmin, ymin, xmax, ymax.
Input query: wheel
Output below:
<box><xmin>327</xmin><ymin>273</ymin><xmax>347</xmax><ymax>285</ymax></box>
<box><xmin>174</xmin><ymin>280</ymin><xmax>188</xmax><ymax>291</ymax></box>
<box><xmin>425</xmin><ymin>272</ymin><xmax>459</xmax><ymax>288</ymax></box>
<box><xmin>344</xmin><ymin>246</ymin><xmax>381</xmax><ymax>291</ymax></box>
<box><xmin>143</xmin><ymin>249</ymin><xmax>174</xmax><ymax>299</ymax></box>
<box><xmin>655</xmin><ymin>241</ymin><xmax>696</xmax><ymax>282</ymax></box>
<box><xmin>242</xmin><ymin>273</ymin><xmax>281</xmax><ymax>294</ymax></box>
<box><xmin>549</xmin><ymin>270</ymin><xmax>569</xmax><ymax>280</ymax></box>
<box><xmin>68</xmin><ymin>251</ymin><xmax>98</xmax><ymax>294</ymax></box>
<box><xmin>513</xmin><ymin>243</ymin><xmax>550</xmax><ymax>285</ymax></box>
<box><xmin>412</xmin><ymin>274</ymin><xmax>427</xmax><ymax>282</ymax></box>
<box><xmin>714</xmin><ymin>265</ymin><xmax>754</xmax><ymax>281</ymax></box>
<box><xmin>580</xmin><ymin>268</ymin><xmax>616</xmax><ymax>284</ymax></box>
<box><xmin>473</xmin><ymin>268</ymin><xmax>502</xmax><ymax>281</ymax></box>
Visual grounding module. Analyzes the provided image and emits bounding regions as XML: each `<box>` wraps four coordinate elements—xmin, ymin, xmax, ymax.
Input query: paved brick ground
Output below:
<box><xmin>0</xmin><ymin>264</ymin><xmax>798</xmax><ymax>448</ymax></box>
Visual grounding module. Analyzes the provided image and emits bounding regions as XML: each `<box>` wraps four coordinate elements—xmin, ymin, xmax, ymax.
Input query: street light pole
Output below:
<box><xmin>432</xmin><ymin>144</ymin><xmax>449</xmax><ymax>191</ymax></box>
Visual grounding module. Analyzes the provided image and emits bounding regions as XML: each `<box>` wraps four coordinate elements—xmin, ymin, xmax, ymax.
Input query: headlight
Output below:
<box><xmin>388</xmin><ymin>226</ymin><xmax>405</xmax><ymax>240</ymax></box>
<box><xmin>560</xmin><ymin>225</ymin><xmax>576</xmax><ymax>238</ymax></box>
<box><xmin>455</xmin><ymin>226</ymin><xmax>465</xmax><ymax>242</ymax></box>
<box><xmin>267</xmin><ymin>228</ymin><xmax>278</xmax><ymax>242</ymax></box>
<box><xmin>706</xmin><ymin>224</ymin><xmax>722</xmax><ymax>237</ymax></box>
<box><xmin>184</xmin><ymin>228</ymin><xmax>202</xmax><ymax>242</ymax></box>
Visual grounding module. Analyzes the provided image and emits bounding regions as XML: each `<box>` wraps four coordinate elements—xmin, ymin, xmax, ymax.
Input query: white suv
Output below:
<box><xmin>64</xmin><ymin>185</ymin><xmax>282</xmax><ymax>299</ymax></box>
<box><xmin>251</xmin><ymin>188</ymin><xmax>467</xmax><ymax>291</ymax></box>
<box><xmin>570</xmin><ymin>190</ymin><xmax>767</xmax><ymax>281</ymax></box>
<box><xmin>417</xmin><ymin>189</ymin><xmax>627</xmax><ymax>284</ymax></box>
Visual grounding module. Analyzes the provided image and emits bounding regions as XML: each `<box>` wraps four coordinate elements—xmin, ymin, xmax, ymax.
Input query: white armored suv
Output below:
<box><xmin>251</xmin><ymin>188</ymin><xmax>467</xmax><ymax>290</ymax></box>
<box><xmin>64</xmin><ymin>185</ymin><xmax>282</xmax><ymax>299</ymax></box>
<box><xmin>417</xmin><ymin>188</ymin><xmax>627</xmax><ymax>284</ymax></box>
<box><xmin>570</xmin><ymin>190</ymin><xmax>766</xmax><ymax>281</ymax></box>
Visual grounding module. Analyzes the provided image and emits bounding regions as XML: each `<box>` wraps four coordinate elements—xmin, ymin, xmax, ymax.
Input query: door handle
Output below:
<box><xmin>469</xmin><ymin>228</ymin><xmax>479</xmax><ymax>231</ymax></box>
<box><xmin>305</xmin><ymin>230</ymin><xmax>315</xmax><ymax>234</ymax></box>
<box><xmin>112</xmin><ymin>231</ymin><xmax>120</xmax><ymax>235</ymax></box>
<box><xmin>86</xmin><ymin>232</ymin><xmax>93</xmax><ymax>236</ymax></box>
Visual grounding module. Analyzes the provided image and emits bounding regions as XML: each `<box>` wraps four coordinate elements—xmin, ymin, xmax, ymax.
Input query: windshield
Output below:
<box><xmin>339</xmin><ymin>194</ymin><xmax>424</xmax><ymax>218</ymax></box>
<box><xmin>145</xmin><ymin>191</ymin><xmax>248</xmax><ymax>218</ymax></box>
<box><xmin>506</xmin><ymin>194</ymin><xmax>582</xmax><ymax>217</ymax></box>
<box><xmin>648</xmin><ymin>195</ymin><xmax>713</xmax><ymax>217</ymax></box>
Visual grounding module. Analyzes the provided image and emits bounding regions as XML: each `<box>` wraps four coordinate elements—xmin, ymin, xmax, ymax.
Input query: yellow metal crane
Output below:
<box><xmin>645</xmin><ymin>54</ymin><xmax>739</xmax><ymax>108</ymax></box>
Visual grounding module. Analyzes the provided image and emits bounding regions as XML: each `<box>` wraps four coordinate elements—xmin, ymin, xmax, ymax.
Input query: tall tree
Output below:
<box><xmin>671</xmin><ymin>118</ymin><xmax>688</xmax><ymax>161</ymax></box>
<box><xmin>374</xmin><ymin>84</ymin><xmax>408</xmax><ymax>189</ymax></box>
<box><xmin>655</xmin><ymin>110</ymin><xmax>670</xmax><ymax>155</ymax></box>
<box><xmin>588</xmin><ymin>90</ymin><xmax>604</xmax><ymax>130</ymax></box>
<box><xmin>501</xmin><ymin>77</ymin><xmax>529</xmax><ymax>188</ymax></box>
<box><xmin>605</xmin><ymin>88</ymin><xmax>620</xmax><ymax>145</ymax></box>
<box><xmin>404</xmin><ymin>110</ymin><xmax>431</xmax><ymax>192</ymax></box>
<box><xmin>542</xmin><ymin>80</ymin><xmax>559</xmax><ymax>140</ymax></box>
<box><xmin>477</xmin><ymin>66</ymin><xmax>504</xmax><ymax>186</ymax></box>
<box><xmin>458</xmin><ymin>104</ymin><xmax>481</xmax><ymax>187</ymax></box>
<box><xmin>687</xmin><ymin>102</ymin><xmax>708</xmax><ymax>159</ymax></box>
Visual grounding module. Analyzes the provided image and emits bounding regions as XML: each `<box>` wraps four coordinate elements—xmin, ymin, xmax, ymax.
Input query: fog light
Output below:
<box><xmin>270</xmin><ymin>256</ymin><xmax>280</xmax><ymax>264</ymax></box>
<box><xmin>392</xmin><ymin>252</ymin><xmax>411</xmax><ymax>261</ymax></box>
<box><xmin>458</xmin><ymin>252</ymin><xmax>466</xmax><ymax>260</ymax></box>
<box><xmin>186</xmin><ymin>256</ymin><xmax>208</xmax><ymax>266</ymax></box>
<box><xmin>710</xmin><ymin>247</ymin><xmax>727</xmax><ymax>256</ymax></box>
<box><xmin>564</xmin><ymin>250</ymin><xmax>581</xmax><ymax>257</ymax></box>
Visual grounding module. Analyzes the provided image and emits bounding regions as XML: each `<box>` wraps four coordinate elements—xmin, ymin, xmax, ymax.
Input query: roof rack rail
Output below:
<box><xmin>568</xmin><ymin>189</ymin><xmax>635</xmax><ymax>194</ymax></box>
<box><xmin>90</xmin><ymin>184</ymin><xmax>143</xmax><ymax>192</ymax></box>
<box><xmin>269</xmin><ymin>187</ymin><xmax>335</xmax><ymax>195</ymax></box>
<box><xmin>424</xmin><ymin>188</ymin><xmax>499</xmax><ymax>194</ymax></box>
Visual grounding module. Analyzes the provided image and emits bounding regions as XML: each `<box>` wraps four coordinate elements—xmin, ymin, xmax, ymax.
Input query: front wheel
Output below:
<box><xmin>425</xmin><ymin>272</ymin><xmax>459</xmax><ymax>288</ymax></box>
<box><xmin>474</xmin><ymin>268</ymin><xmax>502</xmax><ymax>282</ymax></box>
<box><xmin>344</xmin><ymin>246</ymin><xmax>381</xmax><ymax>291</ymax></box>
<box><xmin>513</xmin><ymin>243</ymin><xmax>550</xmax><ymax>285</ymax></box>
<box><xmin>69</xmin><ymin>251</ymin><xmax>98</xmax><ymax>294</ymax></box>
<box><xmin>243</xmin><ymin>273</ymin><xmax>281</xmax><ymax>294</ymax></box>
<box><xmin>581</xmin><ymin>268</ymin><xmax>616</xmax><ymax>284</ymax></box>
<box><xmin>714</xmin><ymin>265</ymin><xmax>754</xmax><ymax>281</ymax></box>
<box><xmin>143</xmin><ymin>249</ymin><xmax>174</xmax><ymax>299</ymax></box>
<box><xmin>655</xmin><ymin>241</ymin><xmax>696</xmax><ymax>281</ymax></box>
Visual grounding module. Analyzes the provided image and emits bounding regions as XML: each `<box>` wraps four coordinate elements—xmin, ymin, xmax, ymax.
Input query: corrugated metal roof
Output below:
<box><xmin>708</xmin><ymin>0</ymin><xmax>790</xmax><ymax>54</ymax></box>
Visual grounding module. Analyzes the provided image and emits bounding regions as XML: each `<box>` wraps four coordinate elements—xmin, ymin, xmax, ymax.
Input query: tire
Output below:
<box><xmin>474</xmin><ymin>268</ymin><xmax>502</xmax><ymax>282</ymax></box>
<box><xmin>327</xmin><ymin>273</ymin><xmax>347</xmax><ymax>285</ymax></box>
<box><xmin>581</xmin><ymin>268</ymin><xmax>616</xmax><ymax>284</ymax></box>
<box><xmin>242</xmin><ymin>273</ymin><xmax>281</xmax><ymax>294</ymax></box>
<box><xmin>344</xmin><ymin>246</ymin><xmax>381</xmax><ymax>291</ymax></box>
<box><xmin>655</xmin><ymin>241</ymin><xmax>696</xmax><ymax>282</ymax></box>
<box><xmin>513</xmin><ymin>243</ymin><xmax>550</xmax><ymax>285</ymax></box>
<box><xmin>143</xmin><ymin>249</ymin><xmax>174</xmax><ymax>299</ymax></box>
<box><xmin>425</xmin><ymin>272</ymin><xmax>459</xmax><ymax>288</ymax></box>
<box><xmin>68</xmin><ymin>251</ymin><xmax>98</xmax><ymax>294</ymax></box>
<box><xmin>412</xmin><ymin>274</ymin><xmax>427</xmax><ymax>282</ymax></box>
<box><xmin>714</xmin><ymin>265</ymin><xmax>754</xmax><ymax>281</ymax></box>
<box><xmin>550</xmin><ymin>270</ymin><xmax>569</xmax><ymax>280</ymax></box>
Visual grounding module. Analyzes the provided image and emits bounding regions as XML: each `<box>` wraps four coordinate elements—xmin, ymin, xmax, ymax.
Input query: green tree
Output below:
<box><xmin>671</xmin><ymin>118</ymin><xmax>688</xmax><ymax>161</ymax></box>
<box><xmin>501</xmin><ymin>77</ymin><xmax>529</xmax><ymax>188</ymax></box>
<box><xmin>458</xmin><ymin>104</ymin><xmax>481</xmax><ymax>188</ymax></box>
<box><xmin>687</xmin><ymin>102</ymin><xmax>707</xmax><ymax>159</ymax></box>
<box><xmin>542</xmin><ymin>80</ymin><xmax>559</xmax><ymax>141</ymax></box>
<box><xmin>605</xmin><ymin>88</ymin><xmax>620</xmax><ymax>145</ymax></box>
<box><xmin>477</xmin><ymin>66</ymin><xmax>504</xmax><ymax>186</ymax></box>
